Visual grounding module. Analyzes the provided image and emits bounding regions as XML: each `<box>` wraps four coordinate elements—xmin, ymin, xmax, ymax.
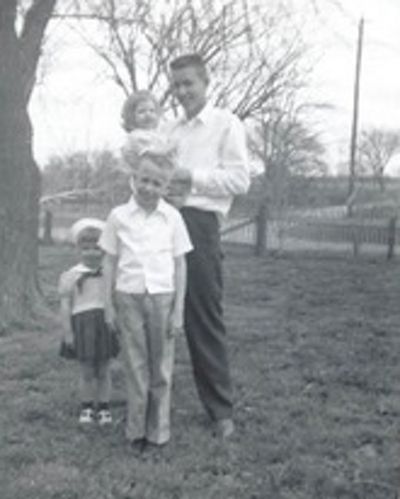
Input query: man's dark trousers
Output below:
<box><xmin>181</xmin><ymin>207</ymin><xmax>233</xmax><ymax>421</ymax></box>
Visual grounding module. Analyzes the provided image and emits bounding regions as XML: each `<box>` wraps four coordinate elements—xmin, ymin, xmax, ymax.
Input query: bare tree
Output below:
<box><xmin>246</xmin><ymin>99</ymin><xmax>328</xmax><ymax>254</ymax></box>
<box><xmin>0</xmin><ymin>0</ymin><xmax>58</xmax><ymax>331</ymax></box>
<box><xmin>0</xmin><ymin>0</ymin><xmax>308</xmax><ymax>329</ymax></box>
<box><xmin>249</xmin><ymin>105</ymin><xmax>327</xmax><ymax>214</ymax></box>
<box><xmin>57</xmin><ymin>0</ymin><xmax>309</xmax><ymax>119</ymax></box>
<box><xmin>59</xmin><ymin>0</ymin><xmax>328</xmax><ymax>259</ymax></box>
<box><xmin>358</xmin><ymin>128</ymin><xmax>400</xmax><ymax>192</ymax></box>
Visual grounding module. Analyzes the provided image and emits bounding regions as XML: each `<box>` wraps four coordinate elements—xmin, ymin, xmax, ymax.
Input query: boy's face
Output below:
<box><xmin>132</xmin><ymin>158</ymin><xmax>169</xmax><ymax>212</ymax></box>
<box><xmin>133</xmin><ymin>99</ymin><xmax>159</xmax><ymax>130</ymax></box>
<box><xmin>170</xmin><ymin>65</ymin><xmax>207</xmax><ymax>119</ymax></box>
<box><xmin>78</xmin><ymin>231</ymin><xmax>103</xmax><ymax>268</ymax></box>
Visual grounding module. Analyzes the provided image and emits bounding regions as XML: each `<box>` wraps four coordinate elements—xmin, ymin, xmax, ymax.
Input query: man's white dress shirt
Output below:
<box><xmin>168</xmin><ymin>103</ymin><xmax>250</xmax><ymax>216</ymax></box>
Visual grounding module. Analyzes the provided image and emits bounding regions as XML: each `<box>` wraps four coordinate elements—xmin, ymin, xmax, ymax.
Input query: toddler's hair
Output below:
<box><xmin>137</xmin><ymin>149</ymin><xmax>175</xmax><ymax>175</ymax></box>
<box><xmin>121</xmin><ymin>90</ymin><xmax>160</xmax><ymax>132</ymax></box>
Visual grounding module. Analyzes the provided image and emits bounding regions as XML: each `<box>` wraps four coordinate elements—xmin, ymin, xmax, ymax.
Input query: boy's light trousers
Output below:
<box><xmin>115</xmin><ymin>291</ymin><xmax>174</xmax><ymax>444</ymax></box>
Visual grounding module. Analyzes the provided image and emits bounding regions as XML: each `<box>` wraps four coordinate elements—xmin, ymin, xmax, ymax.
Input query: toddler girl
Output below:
<box><xmin>120</xmin><ymin>90</ymin><xmax>190</xmax><ymax>207</ymax></box>
<box><xmin>59</xmin><ymin>218</ymin><xmax>118</xmax><ymax>425</ymax></box>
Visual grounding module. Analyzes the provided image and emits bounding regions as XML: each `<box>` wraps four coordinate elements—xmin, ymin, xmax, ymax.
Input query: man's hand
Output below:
<box><xmin>168</xmin><ymin>311</ymin><xmax>184</xmax><ymax>338</ymax></box>
<box><xmin>104</xmin><ymin>304</ymin><xmax>117</xmax><ymax>331</ymax></box>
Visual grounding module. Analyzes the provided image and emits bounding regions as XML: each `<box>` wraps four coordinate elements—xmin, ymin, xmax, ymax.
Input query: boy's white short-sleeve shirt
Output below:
<box><xmin>99</xmin><ymin>197</ymin><xmax>192</xmax><ymax>294</ymax></box>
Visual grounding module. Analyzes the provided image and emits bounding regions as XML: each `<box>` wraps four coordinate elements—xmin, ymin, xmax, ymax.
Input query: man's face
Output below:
<box><xmin>170</xmin><ymin>65</ymin><xmax>207</xmax><ymax>119</ymax></box>
<box><xmin>132</xmin><ymin>159</ymin><xmax>169</xmax><ymax>212</ymax></box>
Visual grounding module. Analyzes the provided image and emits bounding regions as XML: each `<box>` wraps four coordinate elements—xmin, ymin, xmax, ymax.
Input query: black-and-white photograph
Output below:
<box><xmin>1</xmin><ymin>1</ymin><xmax>399</xmax><ymax>497</ymax></box>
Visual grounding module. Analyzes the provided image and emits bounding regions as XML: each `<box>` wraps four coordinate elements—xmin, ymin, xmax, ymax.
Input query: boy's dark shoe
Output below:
<box><xmin>130</xmin><ymin>438</ymin><xmax>146</xmax><ymax>454</ymax></box>
<box><xmin>141</xmin><ymin>440</ymin><xmax>168</xmax><ymax>462</ymax></box>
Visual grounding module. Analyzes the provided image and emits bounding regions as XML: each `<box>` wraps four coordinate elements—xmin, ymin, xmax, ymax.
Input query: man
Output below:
<box><xmin>168</xmin><ymin>53</ymin><xmax>250</xmax><ymax>439</ymax></box>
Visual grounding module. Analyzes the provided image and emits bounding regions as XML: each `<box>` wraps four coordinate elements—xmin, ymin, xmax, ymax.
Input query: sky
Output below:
<box><xmin>29</xmin><ymin>0</ymin><xmax>400</xmax><ymax>174</ymax></box>
<box><xmin>302</xmin><ymin>0</ymin><xmax>400</xmax><ymax>173</ymax></box>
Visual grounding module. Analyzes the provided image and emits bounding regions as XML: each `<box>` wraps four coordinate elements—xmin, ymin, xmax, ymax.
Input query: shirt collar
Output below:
<box><xmin>179</xmin><ymin>101</ymin><xmax>214</xmax><ymax>126</ymax></box>
<box><xmin>194</xmin><ymin>102</ymin><xmax>213</xmax><ymax>124</ymax></box>
<box><xmin>127</xmin><ymin>195</ymin><xmax>169</xmax><ymax>217</ymax></box>
<box><xmin>74</xmin><ymin>263</ymin><xmax>95</xmax><ymax>273</ymax></box>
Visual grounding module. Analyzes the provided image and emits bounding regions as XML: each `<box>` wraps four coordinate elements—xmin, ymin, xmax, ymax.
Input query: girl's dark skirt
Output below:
<box><xmin>71</xmin><ymin>308</ymin><xmax>119</xmax><ymax>365</ymax></box>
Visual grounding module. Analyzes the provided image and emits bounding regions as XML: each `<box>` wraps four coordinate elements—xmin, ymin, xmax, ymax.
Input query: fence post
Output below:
<box><xmin>255</xmin><ymin>202</ymin><xmax>268</xmax><ymax>256</ymax></box>
<box><xmin>352</xmin><ymin>225</ymin><xmax>360</xmax><ymax>257</ymax></box>
<box><xmin>387</xmin><ymin>216</ymin><xmax>397</xmax><ymax>260</ymax></box>
<box><xmin>42</xmin><ymin>208</ymin><xmax>54</xmax><ymax>245</ymax></box>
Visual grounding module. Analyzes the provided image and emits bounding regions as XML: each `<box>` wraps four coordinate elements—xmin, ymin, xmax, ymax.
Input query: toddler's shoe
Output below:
<box><xmin>97</xmin><ymin>409</ymin><xmax>113</xmax><ymax>426</ymax></box>
<box><xmin>79</xmin><ymin>407</ymin><xmax>95</xmax><ymax>424</ymax></box>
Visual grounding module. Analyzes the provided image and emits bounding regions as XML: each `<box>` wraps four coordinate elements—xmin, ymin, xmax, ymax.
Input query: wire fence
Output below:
<box><xmin>221</xmin><ymin>212</ymin><xmax>399</xmax><ymax>258</ymax></box>
<box><xmin>39</xmin><ymin>196</ymin><xmax>399</xmax><ymax>259</ymax></box>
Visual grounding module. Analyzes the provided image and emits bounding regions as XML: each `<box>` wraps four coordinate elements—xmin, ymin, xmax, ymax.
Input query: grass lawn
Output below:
<box><xmin>1</xmin><ymin>244</ymin><xmax>399</xmax><ymax>498</ymax></box>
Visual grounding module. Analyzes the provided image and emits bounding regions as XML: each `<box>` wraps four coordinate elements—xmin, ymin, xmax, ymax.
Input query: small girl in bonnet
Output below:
<box><xmin>58</xmin><ymin>218</ymin><xmax>118</xmax><ymax>426</ymax></box>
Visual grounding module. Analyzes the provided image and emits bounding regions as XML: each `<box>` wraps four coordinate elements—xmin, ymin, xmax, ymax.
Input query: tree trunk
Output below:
<box><xmin>42</xmin><ymin>209</ymin><xmax>54</xmax><ymax>245</ymax></box>
<box><xmin>0</xmin><ymin>2</ymin><xmax>44</xmax><ymax>331</ymax></box>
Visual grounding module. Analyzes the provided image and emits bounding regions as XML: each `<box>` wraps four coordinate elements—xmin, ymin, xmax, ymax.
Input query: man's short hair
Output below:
<box><xmin>169</xmin><ymin>53</ymin><xmax>209</xmax><ymax>83</ymax></box>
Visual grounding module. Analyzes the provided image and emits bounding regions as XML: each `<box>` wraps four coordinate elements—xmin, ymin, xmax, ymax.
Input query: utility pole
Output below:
<box><xmin>347</xmin><ymin>17</ymin><xmax>364</xmax><ymax>215</ymax></box>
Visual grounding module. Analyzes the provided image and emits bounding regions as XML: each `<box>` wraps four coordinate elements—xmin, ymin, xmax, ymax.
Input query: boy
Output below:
<box><xmin>99</xmin><ymin>146</ymin><xmax>192</xmax><ymax>449</ymax></box>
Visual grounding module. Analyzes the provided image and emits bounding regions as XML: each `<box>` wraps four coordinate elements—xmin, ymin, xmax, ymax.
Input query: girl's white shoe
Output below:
<box><xmin>97</xmin><ymin>409</ymin><xmax>112</xmax><ymax>426</ymax></box>
<box><xmin>79</xmin><ymin>407</ymin><xmax>95</xmax><ymax>424</ymax></box>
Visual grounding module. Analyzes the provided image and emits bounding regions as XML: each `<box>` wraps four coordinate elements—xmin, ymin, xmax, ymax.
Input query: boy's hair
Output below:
<box><xmin>121</xmin><ymin>90</ymin><xmax>160</xmax><ymax>132</ymax></box>
<box><xmin>135</xmin><ymin>150</ymin><xmax>175</xmax><ymax>181</ymax></box>
<box><xmin>169</xmin><ymin>53</ymin><xmax>209</xmax><ymax>84</ymax></box>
